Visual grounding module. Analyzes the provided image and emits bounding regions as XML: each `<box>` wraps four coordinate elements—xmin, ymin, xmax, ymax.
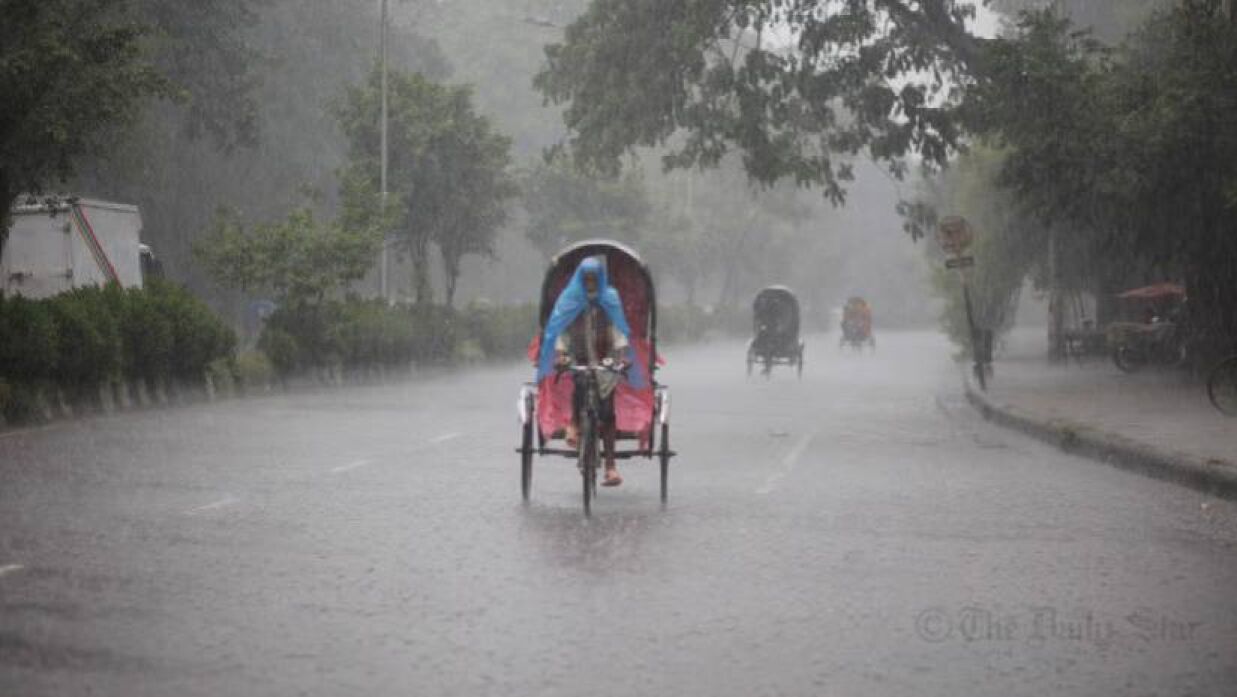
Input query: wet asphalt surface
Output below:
<box><xmin>1</xmin><ymin>331</ymin><xmax>1236</xmax><ymax>697</ymax></box>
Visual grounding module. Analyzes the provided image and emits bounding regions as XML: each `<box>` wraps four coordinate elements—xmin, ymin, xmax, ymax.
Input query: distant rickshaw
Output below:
<box><xmin>517</xmin><ymin>240</ymin><xmax>674</xmax><ymax>516</ymax></box>
<box><xmin>1107</xmin><ymin>282</ymin><xmax>1187</xmax><ymax>373</ymax></box>
<box><xmin>746</xmin><ymin>286</ymin><xmax>805</xmax><ymax>378</ymax></box>
<box><xmin>839</xmin><ymin>296</ymin><xmax>875</xmax><ymax>352</ymax></box>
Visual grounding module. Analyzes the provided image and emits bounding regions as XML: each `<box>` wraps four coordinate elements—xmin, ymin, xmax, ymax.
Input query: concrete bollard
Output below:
<box><xmin>98</xmin><ymin>383</ymin><xmax>116</xmax><ymax>415</ymax></box>
<box><xmin>117</xmin><ymin>380</ymin><xmax>133</xmax><ymax>410</ymax></box>
<box><xmin>56</xmin><ymin>389</ymin><xmax>73</xmax><ymax>419</ymax></box>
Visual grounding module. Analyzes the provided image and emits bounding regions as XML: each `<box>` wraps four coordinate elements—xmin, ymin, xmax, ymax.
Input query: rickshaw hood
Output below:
<box><xmin>536</xmin><ymin>257</ymin><xmax>638</xmax><ymax>382</ymax></box>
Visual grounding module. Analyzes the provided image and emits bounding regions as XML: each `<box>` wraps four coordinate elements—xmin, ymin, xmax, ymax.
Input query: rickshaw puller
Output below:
<box><xmin>539</xmin><ymin>258</ymin><xmax>633</xmax><ymax>487</ymax></box>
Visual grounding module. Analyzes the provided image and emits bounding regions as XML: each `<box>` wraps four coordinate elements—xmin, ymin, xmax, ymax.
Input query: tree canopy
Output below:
<box><xmin>195</xmin><ymin>205</ymin><xmax>381</xmax><ymax>307</ymax></box>
<box><xmin>521</xmin><ymin>152</ymin><xmax>651</xmax><ymax>258</ymax></box>
<box><xmin>534</xmin><ymin>0</ymin><xmax>988</xmax><ymax>206</ymax></box>
<box><xmin>337</xmin><ymin>68</ymin><xmax>516</xmax><ymax>306</ymax></box>
<box><xmin>0</xmin><ymin>0</ymin><xmax>171</xmax><ymax>252</ymax></box>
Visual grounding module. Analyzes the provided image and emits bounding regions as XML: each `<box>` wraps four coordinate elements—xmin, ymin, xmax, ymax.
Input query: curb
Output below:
<box><xmin>963</xmin><ymin>376</ymin><xmax>1237</xmax><ymax>501</ymax></box>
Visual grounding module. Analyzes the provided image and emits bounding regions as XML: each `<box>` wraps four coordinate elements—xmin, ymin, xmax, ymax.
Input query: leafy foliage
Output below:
<box><xmin>535</xmin><ymin>0</ymin><xmax>986</xmax><ymax>205</ymax></box>
<box><xmin>195</xmin><ymin>206</ymin><xmax>382</xmax><ymax>306</ymax></box>
<box><xmin>521</xmin><ymin>153</ymin><xmax>651</xmax><ymax>258</ymax></box>
<box><xmin>135</xmin><ymin>0</ymin><xmax>264</xmax><ymax>150</ymax></box>
<box><xmin>0</xmin><ymin>282</ymin><xmax>235</xmax><ymax>421</ymax></box>
<box><xmin>958</xmin><ymin>1</ymin><xmax>1237</xmax><ymax>354</ymax></box>
<box><xmin>72</xmin><ymin>0</ymin><xmax>446</xmax><ymax>295</ymax></box>
<box><xmin>338</xmin><ymin>68</ymin><xmax>517</xmax><ymax>306</ymax></box>
<box><xmin>0</xmin><ymin>0</ymin><xmax>171</xmax><ymax>253</ymax></box>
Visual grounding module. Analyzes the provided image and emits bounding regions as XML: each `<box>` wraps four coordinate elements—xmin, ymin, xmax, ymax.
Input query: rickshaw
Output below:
<box><xmin>516</xmin><ymin>240</ymin><xmax>674</xmax><ymax>516</ymax></box>
<box><xmin>839</xmin><ymin>296</ymin><xmax>875</xmax><ymax>351</ymax></box>
<box><xmin>1107</xmin><ymin>283</ymin><xmax>1187</xmax><ymax>373</ymax></box>
<box><xmin>746</xmin><ymin>286</ymin><xmax>805</xmax><ymax>378</ymax></box>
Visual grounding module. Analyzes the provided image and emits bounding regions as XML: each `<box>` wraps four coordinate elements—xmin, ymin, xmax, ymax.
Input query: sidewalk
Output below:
<box><xmin>966</xmin><ymin>328</ymin><xmax>1237</xmax><ymax>498</ymax></box>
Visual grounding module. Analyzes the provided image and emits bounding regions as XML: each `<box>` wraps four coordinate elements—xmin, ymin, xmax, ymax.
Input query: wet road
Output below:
<box><xmin>2</xmin><ymin>331</ymin><xmax>1236</xmax><ymax>696</ymax></box>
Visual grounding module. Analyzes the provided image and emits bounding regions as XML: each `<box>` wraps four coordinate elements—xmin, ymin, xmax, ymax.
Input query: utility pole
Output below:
<box><xmin>379</xmin><ymin>0</ymin><xmax>390</xmax><ymax>302</ymax></box>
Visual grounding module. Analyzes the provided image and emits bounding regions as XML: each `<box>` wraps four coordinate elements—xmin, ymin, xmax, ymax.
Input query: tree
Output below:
<box><xmin>72</xmin><ymin>0</ymin><xmax>447</xmax><ymax>296</ymax></box>
<box><xmin>337</xmin><ymin>69</ymin><xmax>516</xmax><ymax>306</ymax></box>
<box><xmin>134</xmin><ymin>0</ymin><xmax>264</xmax><ymax>151</ymax></box>
<box><xmin>964</xmin><ymin>2</ymin><xmax>1237</xmax><ymax>355</ymax></box>
<box><xmin>520</xmin><ymin>152</ymin><xmax>651</xmax><ymax>258</ymax></box>
<box><xmin>0</xmin><ymin>0</ymin><xmax>169</xmax><ymax>258</ymax></box>
<box><xmin>534</xmin><ymin>0</ymin><xmax>989</xmax><ymax>210</ymax></box>
<box><xmin>194</xmin><ymin>205</ymin><xmax>381</xmax><ymax>307</ymax></box>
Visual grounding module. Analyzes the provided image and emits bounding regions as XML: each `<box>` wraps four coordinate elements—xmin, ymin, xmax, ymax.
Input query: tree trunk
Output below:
<box><xmin>0</xmin><ymin>172</ymin><xmax>15</xmax><ymax>266</ymax></box>
<box><xmin>443</xmin><ymin>254</ymin><xmax>459</xmax><ymax>308</ymax></box>
<box><xmin>410</xmin><ymin>232</ymin><xmax>432</xmax><ymax>305</ymax></box>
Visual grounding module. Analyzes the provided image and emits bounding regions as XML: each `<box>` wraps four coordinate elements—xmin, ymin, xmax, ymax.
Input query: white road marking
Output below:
<box><xmin>185</xmin><ymin>496</ymin><xmax>239</xmax><ymax>515</ymax></box>
<box><xmin>0</xmin><ymin>564</ymin><xmax>25</xmax><ymax>578</ymax></box>
<box><xmin>756</xmin><ymin>431</ymin><xmax>816</xmax><ymax>495</ymax></box>
<box><xmin>330</xmin><ymin>459</ymin><xmax>372</xmax><ymax>474</ymax></box>
<box><xmin>429</xmin><ymin>432</ymin><xmax>462</xmax><ymax>444</ymax></box>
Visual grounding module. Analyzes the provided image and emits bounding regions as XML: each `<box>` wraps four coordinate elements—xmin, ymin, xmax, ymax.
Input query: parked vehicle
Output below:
<box><xmin>1107</xmin><ymin>283</ymin><xmax>1187</xmax><ymax>373</ymax></box>
<box><xmin>1206</xmin><ymin>353</ymin><xmax>1237</xmax><ymax>416</ymax></box>
<box><xmin>2</xmin><ymin>196</ymin><xmax>156</xmax><ymax>298</ymax></box>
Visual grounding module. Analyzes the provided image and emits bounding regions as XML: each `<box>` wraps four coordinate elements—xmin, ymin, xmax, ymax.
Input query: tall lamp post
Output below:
<box><xmin>379</xmin><ymin>0</ymin><xmax>390</xmax><ymax>302</ymax></box>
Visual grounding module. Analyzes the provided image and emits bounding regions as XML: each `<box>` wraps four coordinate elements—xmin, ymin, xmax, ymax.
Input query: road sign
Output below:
<box><xmin>945</xmin><ymin>256</ymin><xmax>975</xmax><ymax>269</ymax></box>
<box><xmin>937</xmin><ymin>216</ymin><xmax>974</xmax><ymax>256</ymax></box>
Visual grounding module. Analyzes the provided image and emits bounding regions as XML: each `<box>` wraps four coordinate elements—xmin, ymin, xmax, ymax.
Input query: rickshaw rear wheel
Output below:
<box><xmin>1113</xmin><ymin>345</ymin><xmax>1146</xmax><ymax>373</ymax></box>
<box><xmin>520</xmin><ymin>419</ymin><xmax>534</xmax><ymax>502</ymax></box>
<box><xmin>1207</xmin><ymin>356</ymin><xmax>1237</xmax><ymax>416</ymax></box>
<box><xmin>658</xmin><ymin>423</ymin><xmax>671</xmax><ymax>503</ymax></box>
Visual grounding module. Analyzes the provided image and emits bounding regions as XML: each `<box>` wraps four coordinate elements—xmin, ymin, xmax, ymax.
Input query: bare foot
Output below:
<box><xmin>602</xmin><ymin>468</ymin><xmax>623</xmax><ymax>487</ymax></box>
<box><xmin>565</xmin><ymin>424</ymin><xmax>579</xmax><ymax>448</ymax></box>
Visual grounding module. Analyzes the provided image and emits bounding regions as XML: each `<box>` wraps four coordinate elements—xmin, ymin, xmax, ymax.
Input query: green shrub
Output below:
<box><xmin>206</xmin><ymin>357</ymin><xmax>236</xmax><ymax>395</ymax></box>
<box><xmin>0</xmin><ymin>294</ymin><xmax>59</xmax><ymax>383</ymax></box>
<box><xmin>462</xmin><ymin>303</ymin><xmax>537</xmax><ymax>360</ymax></box>
<box><xmin>120</xmin><ymin>286</ymin><xmax>174</xmax><ymax>385</ymax></box>
<box><xmin>409</xmin><ymin>304</ymin><xmax>458</xmax><ymax>364</ymax></box>
<box><xmin>47</xmin><ymin>287</ymin><xmax>123</xmax><ymax>393</ymax></box>
<box><xmin>235</xmin><ymin>350</ymin><xmax>274</xmax><ymax>390</ymax></box>
<box><xmin>146</xmin><ymin>280</ymin><xmax>237</xmax><ymax>382</ymax></box>
<box><xmin>0</xmin><ymin>282</ymin><xmax>234</xmax><ymax>424</ymax></box>
<box><xmin>258</xmin><ymin>328</ymin><xmax>300</xmax><ymax>378</ymax></box>
<box><xmin>0</xmin><ymin>381</ymin><xmax>43</xmax><ymax>424</ymax></box>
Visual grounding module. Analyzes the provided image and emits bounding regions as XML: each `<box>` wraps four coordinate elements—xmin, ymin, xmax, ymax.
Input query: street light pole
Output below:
<box><xmin>379</xmin><ymin>0</ymin><xmax>390</xmax><ymax>302</ymax></box>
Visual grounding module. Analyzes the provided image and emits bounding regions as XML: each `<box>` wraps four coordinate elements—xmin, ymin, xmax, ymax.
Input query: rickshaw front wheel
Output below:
<box><xmin>659</xmin><ymin>423</ymin><xmax>671</xmax><ymax>503</ymax></box>
<box><xmin>520</xmin><ymin>419</ymin><xmax>534</xmax><ymax>502</ymax></box>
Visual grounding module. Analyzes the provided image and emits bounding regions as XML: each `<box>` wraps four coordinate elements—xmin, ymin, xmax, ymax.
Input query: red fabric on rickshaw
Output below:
<box><xmin>531</xmin><ymin>244</ymin><xmax>659</xmax><ymax>443</ymax></box>
<box><xmin>527</xmin><ymin>335</ymin><xmax>657</xmax><ymax>439</ymax></box>
<box><xmin>1117</xmin><ymin>283</ymin><xmax>1185</xmax><ymax>300</ymax></box>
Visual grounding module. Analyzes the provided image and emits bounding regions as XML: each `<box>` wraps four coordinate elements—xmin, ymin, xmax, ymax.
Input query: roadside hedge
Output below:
<box><xmin>254</xmin><ymin>299</ymin><xmax>747</xmax><ymax>379</ymax></box>
<box><xmin>0</xmin><ymin>281</ymin><xmax>236</xmax><ymax>422</ymax></box>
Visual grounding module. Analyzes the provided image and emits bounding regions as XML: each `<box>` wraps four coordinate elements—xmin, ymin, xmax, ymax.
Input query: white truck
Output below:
<box><xmin>2</xmin><ymin>197</ymin><xmax>157</xmax><ymax>299</ymax></box>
